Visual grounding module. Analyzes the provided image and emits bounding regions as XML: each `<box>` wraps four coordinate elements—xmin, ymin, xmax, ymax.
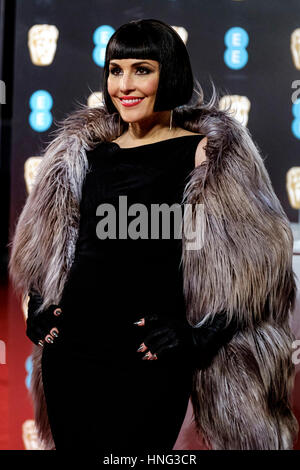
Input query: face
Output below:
<box><xmin>107</xmin><ymin>58</ymin><xmax>160</xmax><ymax>123</ymax></box>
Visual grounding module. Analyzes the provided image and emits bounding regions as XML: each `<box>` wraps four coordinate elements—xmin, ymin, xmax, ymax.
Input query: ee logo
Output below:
<box><xmin>92</xmin><ymin>25</ymin><xmax>115</xmax><ymax>67</ymax></box>
<box><xmin>224</xmin><ymin>27</ymin><xmax>249</xmax><ymax>70</ymax></box>
<box><xmin>292</xmin><ymin>98</ymin><xmax>300</xmax><ymax>139</ymax></box>
<box><xmin>29</xmin><ymin>90</ymin><xmax>53</xmax><ymax>132</ymax></box>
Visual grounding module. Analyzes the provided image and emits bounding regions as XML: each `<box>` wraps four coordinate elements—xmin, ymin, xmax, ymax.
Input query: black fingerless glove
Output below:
<box><xmin>141</xmin><ymin>311</ymin><xmax>237</xmax><ymax>368</ymax></box>
<box><xmin>26</xmin><ymin>289</ymin><xmax>63</xmax><ymax>345</ymax></box>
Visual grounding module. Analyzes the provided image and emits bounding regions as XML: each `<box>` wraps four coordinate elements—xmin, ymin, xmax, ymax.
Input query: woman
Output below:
<box><xmin>9</xmin><ymin>18</ymin><xmax>298</xmax><ymax>451</ymax></box>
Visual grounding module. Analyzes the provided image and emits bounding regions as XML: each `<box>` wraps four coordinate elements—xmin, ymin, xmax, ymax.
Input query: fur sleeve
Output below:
<box><xmin>179</xmin><ymin>102</ymin><xmax>296</xmax><ymax>330</ymax></box>
<box><xmin>8</xmin><ymin>108</ymin><xmax>96</xmax><ymax>311</ymax></box>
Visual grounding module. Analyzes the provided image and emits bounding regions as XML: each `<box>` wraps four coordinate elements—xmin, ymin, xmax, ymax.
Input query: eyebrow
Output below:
<box><xmin>109</xmin><ymin>61</ymin><xmax>154</xmax><ymax>67</ymax></box>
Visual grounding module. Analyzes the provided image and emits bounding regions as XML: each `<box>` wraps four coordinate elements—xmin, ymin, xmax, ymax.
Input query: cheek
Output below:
<box><xmin>107</xmin><ymin>79</ymin><xmax>116</xmax><ymax>96</ymax></box>
<box><xmin>143</xmin><ymin>77</ymin><xmax>159</xmax><ymax>97</ymax></box>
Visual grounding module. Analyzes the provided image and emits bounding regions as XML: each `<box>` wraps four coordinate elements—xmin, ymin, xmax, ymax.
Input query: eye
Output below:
<box><xmin>136</xmin><ymin>66</ymin><xmax>151</xmax><ymax>74</ymax></box>
<box><xmin>109</xmin><ymin>66</ymin><xmax>151</xmax><ymax>75</ymax></box>
<box><xmin>109</xmin><ymin>67</ymin><xmax>121</xmax><ymax>75</ymax></box>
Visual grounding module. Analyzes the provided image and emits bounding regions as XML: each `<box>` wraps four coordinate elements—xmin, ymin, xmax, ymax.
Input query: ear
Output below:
<box><xmin>195</xmin><ymin>136</ymin><xmax>207</xmax><ymax>168</ymax></box>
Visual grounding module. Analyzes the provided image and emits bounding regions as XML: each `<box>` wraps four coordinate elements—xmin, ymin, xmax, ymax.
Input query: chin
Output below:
<box><xmin>120</xmin><ymin>115</ymin><xmax>150</xmax><ymax>124</ymax></box>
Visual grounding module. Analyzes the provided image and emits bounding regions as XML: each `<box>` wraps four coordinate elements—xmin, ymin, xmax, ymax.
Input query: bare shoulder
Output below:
<box><xmin>195</xmin><ymin>136</ymin><xmax>208</xmax><ymax>168</ymax></box>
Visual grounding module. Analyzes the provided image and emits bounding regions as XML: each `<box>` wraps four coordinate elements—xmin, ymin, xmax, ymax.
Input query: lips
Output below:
<box><xmin>119</xmin><ymin>97</ymin><xmax>145</xmax><ymax>107</ymax></box>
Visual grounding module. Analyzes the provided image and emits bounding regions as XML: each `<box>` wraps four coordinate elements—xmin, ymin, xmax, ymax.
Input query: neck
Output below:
<box><xmin>124</xmin><ymin>110</ymin><xmax>175</xmax><ymax>141</ymax></box>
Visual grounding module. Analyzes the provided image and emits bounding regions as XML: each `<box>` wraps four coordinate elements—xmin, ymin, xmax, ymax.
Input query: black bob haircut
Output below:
<box><xmin>102</xmin><ymin>18</ymin><xmax>195</xmax><ymax>114</ymax></box>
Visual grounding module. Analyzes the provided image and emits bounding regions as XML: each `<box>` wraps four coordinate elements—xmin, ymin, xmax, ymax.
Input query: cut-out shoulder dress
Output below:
<box><xmin>41</xmin><ymin>134</ymin><xmax>205</xmax><ymax>452</ymax></box>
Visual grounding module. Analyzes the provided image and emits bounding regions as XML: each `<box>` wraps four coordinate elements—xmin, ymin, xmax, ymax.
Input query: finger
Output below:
<box><xmin>142</xmin><ymin>350</ymin><xmax>157</xmax><ymax>360</ymax></box>
<box><xmin>142</xmin><ymin>351</ymin><xmax>151</xmax><ymax>360</ymax></box>
<box><xmin>53</xmin><ymin>307</ymin><xmax>62</xmax><ymax>317</ymax></box>
<box><xmin>137</xmin><ymin>342</ymin><xmax>147</xmax><ymax>352</ymax></box>
<box><xmin>44</xmin><ymin>334</ymin><xmax>54</xmax><ymax>344</ymax></box>
<box><xmin>133</xmin><ymin>318</ymin><xmax>145</xmax><ymax>326</ymax></box>
<box><xmin>149</xmin><ymin>353</ymin><xmax>158</xmax><ymax>360</ymax></box>
<box><xmin>133</xmin><ymin>313</ymin><xmax>160</xmax><ymax>327</ymax></box>
<box><xmin>50</xmin><ymin>327</ymin><xmax>59</xmax><ymax>338</ymax></box>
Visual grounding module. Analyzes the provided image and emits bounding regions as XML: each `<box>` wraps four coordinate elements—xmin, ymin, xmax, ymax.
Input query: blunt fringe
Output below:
<box><xmin>102</xmin><ymin>18</ymin><xmax>194</xmax><ymax>114</ymax></box>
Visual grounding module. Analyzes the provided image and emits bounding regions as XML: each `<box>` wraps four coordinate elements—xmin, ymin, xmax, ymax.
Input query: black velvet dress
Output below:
<box><xmin>41</xmin><ymin>134</ymin><xmax>205</xmax><ymax>452</ymax></box>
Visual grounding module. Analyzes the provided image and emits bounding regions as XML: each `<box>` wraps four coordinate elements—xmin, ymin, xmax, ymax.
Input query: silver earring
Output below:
<box><xmin>169</xmin><ymin>110</ymin><xmax>173</xmax><ymax>131</ymax></box>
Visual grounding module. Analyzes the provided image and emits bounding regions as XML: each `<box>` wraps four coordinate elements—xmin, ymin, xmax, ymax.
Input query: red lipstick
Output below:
<box><xmin>119</xmin><ymin>96</ymin><xmax>145</xmax><ymax>107</ymax></box>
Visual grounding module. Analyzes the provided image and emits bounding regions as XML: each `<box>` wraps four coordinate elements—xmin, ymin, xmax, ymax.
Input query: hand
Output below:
<box><xmin>134</xmin><ymin>313</ymin><xmax>198</xmax><ymax>362</ymax></box>
<box><xmin>133</xmin><ymin>312</ymin><xmax>237</xmax><ymax>366</ymax></box>
<box><xmin>26</xmin><ymin>290</ymin><xmax>63</xmax><ymax>347</ymax></box>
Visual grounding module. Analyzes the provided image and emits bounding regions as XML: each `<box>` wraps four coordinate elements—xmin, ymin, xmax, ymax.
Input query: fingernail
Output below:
<box><xmin>52</xmin><ymin>331</ymin><xmax>58</xmax><ymax>338</ymax></box>
<box><xmin>38</xmin><ymin>341</ymin><xmax>44</xmax><ymax>347</ymax></box>
<box><xmin>133</xmin><ymin>320</ymin><xmax>143</xmax><ymax>325</ymax></box>
<box><xmin>47</xmin><ymin>337</ymin><xmax>54</xmax><ymax>344</ymax></box>
<box><xmin>54</xmin><ymin>308</ymin><xmax>62</xmax><ymax>316</ymax></box>
<box><xmin>142</xmin><ymin>352</ymin><xmax>150</xmax><ymax>360</ymax></box>
<box><xmin>137</xmin><ymin>344</ymin><xmax>144</xmax><ymax>352</ymax></box>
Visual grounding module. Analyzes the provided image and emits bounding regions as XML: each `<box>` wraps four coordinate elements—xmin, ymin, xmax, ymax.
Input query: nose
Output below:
<box><xmin>119</xmin><ymin>72</ymin><xmax>135</xmax><ymax>93</ymax></box>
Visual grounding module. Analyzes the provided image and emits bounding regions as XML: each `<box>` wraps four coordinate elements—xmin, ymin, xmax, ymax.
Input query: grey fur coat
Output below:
<box><xmin>8</xmin><ymin>96</ymin><xmax>299</xmax><ymax>450</ymax></box>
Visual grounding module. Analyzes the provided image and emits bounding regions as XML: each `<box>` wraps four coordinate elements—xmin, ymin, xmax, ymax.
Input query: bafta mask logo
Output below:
<box><xmin>172</xmin><ymin>26</ymin><xmax>188</xmax><ymax>45</ymax></box>
<box><xmin>291</xmin><ymin>29</ymin><xmax>300</xmax><ymax>70</ymax></box>
<box><xmin>24</xmin><ymin>157</ymin><xmax>42</xmax><ymax>194</ymax></box>
<box><xmin>28</xmin><ymin>24</ymin><xmax>59</xmax><ymax>66</ymax></box>
<box><xmin>219</xmin><ymin>95</ymin><xmax>251</xmax><ymax>126</ymax></box>
<box><xmin>22</xmin><ymin>420</ymin><xmax>43</xmax><ymax>450</ymax></box>
<box><xmin>87</xmin><ymin>91</ymin><xmax>104</xmax><ymax>108</ymax></box>
<box><xmin>287</xmin><ymin>167</ymin><xmax>300</xmax><ymax>209</ymax></box>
